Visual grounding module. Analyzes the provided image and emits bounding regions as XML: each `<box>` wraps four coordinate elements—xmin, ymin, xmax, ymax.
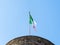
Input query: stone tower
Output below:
<box><xmin>6</xmin><ymin>35</ymin><xmax>54</xmax><ymax>45</ymax></box>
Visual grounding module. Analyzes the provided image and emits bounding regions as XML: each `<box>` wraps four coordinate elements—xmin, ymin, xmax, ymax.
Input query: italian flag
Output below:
<box><xmin>29</xmin><ymin>12</ymin><xmax>36</xmax><ymax>30</ymax></box>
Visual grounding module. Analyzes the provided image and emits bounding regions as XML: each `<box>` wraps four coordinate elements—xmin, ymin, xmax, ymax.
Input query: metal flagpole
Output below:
<box><xmin>29</xmin><ymin>16</ymin><xmax>31</xmax><ymax>35</ymax></box>
<box><xmin>29</xmin><ymin>24</ymin><xmax>31</xmax><ymax>35</ymax></box>
<box><xmin>29</xmin><ymin>11</ymin><xmax>31</xmax><ymax>35</ymax></box>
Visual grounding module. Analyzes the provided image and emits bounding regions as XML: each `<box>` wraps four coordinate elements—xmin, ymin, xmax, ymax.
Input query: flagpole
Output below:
<box><xmin>29</xmin><ymin>14</ymin><xmax>31</xmax><ymax>35</ymax></box>
<box><xmin>29</xmin><ymin>24</ymin><xmax>31</xmax><ymax>35</ymax></box>
<box><xmin>29</xmin><ymin>11</ymin><xmax>31</xmax><ymax>35</ymax></box>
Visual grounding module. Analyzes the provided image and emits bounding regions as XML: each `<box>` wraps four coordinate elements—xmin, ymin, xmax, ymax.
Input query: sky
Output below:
<box><xmin>0</xmin><ymin>0</ymin><xmax>60</xmax><ymax>45</ymax></box>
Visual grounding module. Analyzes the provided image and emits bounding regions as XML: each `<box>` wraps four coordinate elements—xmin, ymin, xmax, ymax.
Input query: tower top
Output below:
<box><xmin>6</xmin><ymin>35</ymin><xmax>54</xmax><ymax>45</ymax></box>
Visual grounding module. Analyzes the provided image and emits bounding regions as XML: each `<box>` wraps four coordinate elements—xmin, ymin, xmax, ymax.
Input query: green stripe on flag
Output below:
<box><xmin>29</xmin><ymin>12</ymin><xmax>33</xmax><ymax>24</ymax></box>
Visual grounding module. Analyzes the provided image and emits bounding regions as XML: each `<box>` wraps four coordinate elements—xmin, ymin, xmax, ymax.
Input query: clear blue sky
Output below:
<box><xmin>0</xmin><ymin>0</ymin><xmax>60</xmax><ymax>45</ymax></box>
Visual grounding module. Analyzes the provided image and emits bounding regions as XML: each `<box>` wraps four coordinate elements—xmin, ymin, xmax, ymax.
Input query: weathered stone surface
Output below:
<box><xmin>6</xmin><ymin>35</ymin><xmax>54</xmax><ymax>45</ymax></box>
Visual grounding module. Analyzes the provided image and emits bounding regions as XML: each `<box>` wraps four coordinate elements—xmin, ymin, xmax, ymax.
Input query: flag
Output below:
<box><xmin>29</xmin><ymin>12</ymin><xmax>36</xmax><ymax>30</ymax></box>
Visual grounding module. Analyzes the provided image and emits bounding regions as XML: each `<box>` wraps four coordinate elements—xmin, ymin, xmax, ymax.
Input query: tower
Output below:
<box><xmin>6</xmin><ymin>35</ymin><xmax>54</xmax><ymax>45</ymax></box>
